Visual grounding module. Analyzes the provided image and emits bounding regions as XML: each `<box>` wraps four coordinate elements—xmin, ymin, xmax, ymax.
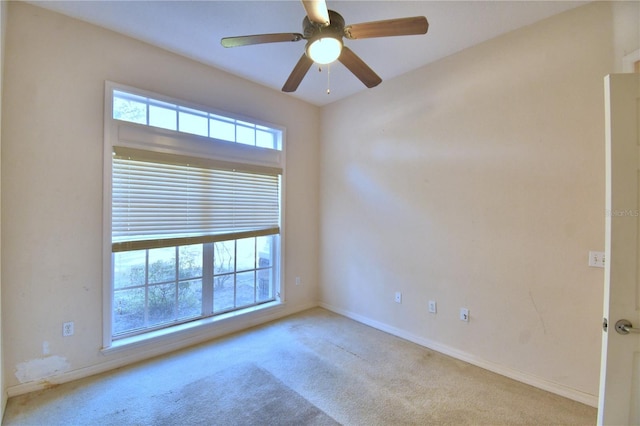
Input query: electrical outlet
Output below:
<box><xmin>63</xmin><ymin>321</ymin><xmax>74</xmax><ymax>337</ymax></box>
<box><xmin>395</xmin><ymin>292</ymin><xmax>402</xmax><ymax>303</ymax></box>
<box><xmin>295</xmin><ymin>276</ymin><xmax>301</xmax><ymax>286</ymax></box>
<box><xmin>588</xmin><ymin>251</ymin><xmax>605</xmax><ymax>268</ymax></box>
<box><xmin>460</xmin><ymin>308</ymin><xmax>469</xmax><ymax>322</ymax></box>
<box><xmin>428</xmin><ymin>300</ymin><xmax>437</xmax><ymax>313</ymax></box>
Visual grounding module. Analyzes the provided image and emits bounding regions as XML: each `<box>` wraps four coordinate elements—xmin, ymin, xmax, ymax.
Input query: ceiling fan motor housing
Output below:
<box><xmin>303</xmin><ymin>10</ymin><xmax>345</xmax><ymax>42</ymax></box>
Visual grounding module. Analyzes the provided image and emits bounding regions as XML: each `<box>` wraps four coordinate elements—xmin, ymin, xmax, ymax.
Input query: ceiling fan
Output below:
<box><xmin>221</xmin><ymin>0</ymin><xmax>429</xmax><ymax>93</ymax></box>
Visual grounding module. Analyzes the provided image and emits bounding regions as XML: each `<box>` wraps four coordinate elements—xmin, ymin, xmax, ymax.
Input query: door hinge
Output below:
<box><xmin>603</xmin><ymin>318</ymin><xmax>608</xmax><ymax>332</ymax></box>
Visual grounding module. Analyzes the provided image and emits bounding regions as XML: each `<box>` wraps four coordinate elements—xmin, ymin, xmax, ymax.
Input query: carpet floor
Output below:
<box><xmin>3</xmin><ymin>308</ymin><xmax>597</xmax><ymax>425</ymax></box>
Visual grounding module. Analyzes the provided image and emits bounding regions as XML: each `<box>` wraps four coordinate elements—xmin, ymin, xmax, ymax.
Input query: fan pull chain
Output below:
<box><xmin>316</xmin><ymin>65</ymin><xmax>332</xmax><ymax>95</ymax></box>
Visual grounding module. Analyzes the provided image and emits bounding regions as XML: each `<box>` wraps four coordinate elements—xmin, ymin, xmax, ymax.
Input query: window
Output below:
<box><xmin>112</xmin><ymin>90</ymin><xmax>282</xmax><ymax>150</ymax></box>
<box><xmin>104</xmin><ymin>83</ymin><xmax>284</xmax><ymax>343</ymax></box>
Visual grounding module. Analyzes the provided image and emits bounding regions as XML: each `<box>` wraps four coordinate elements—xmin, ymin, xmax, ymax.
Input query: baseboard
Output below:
<box><xmin>7</xmin><ymin>301</ymin><xmax>319</xmax><ymax>398</ymax></box>
<box><xmin>319</xmin><ymin>302</ymin><xmax>599</xmax><ymax>408</ymax></box>
<box><xmin>8</xmin><ymin>300</ymin><xmax>598</xmax><ymax>408</ymax></box>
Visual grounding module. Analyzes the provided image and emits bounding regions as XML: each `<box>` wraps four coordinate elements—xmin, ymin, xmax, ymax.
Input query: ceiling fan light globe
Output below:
<box><xmin>307</xmin><ymin>37</ymin><xmax>343</xmax><ymax>64</ymax></box>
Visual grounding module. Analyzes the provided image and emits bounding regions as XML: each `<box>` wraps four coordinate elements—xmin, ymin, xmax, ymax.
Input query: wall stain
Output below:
<box><xmin>15</xmin><ymin>355</ymin><xmax>71</xmax><ymax>383</ymax></box>
<box><xmin>41</xmin><ymin>380</ymin><xmax>61</xmax><ymax>390</ymax></box>
<box><xmin>528</xmin><ymin>291</ymin><xmax>547</xmax><ymax>335</ymax></box>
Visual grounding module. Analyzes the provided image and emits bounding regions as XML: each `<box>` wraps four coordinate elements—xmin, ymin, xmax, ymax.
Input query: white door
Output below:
<box><xmin>598</xmin><ymin>73</ymin><xmax>640</xmax><ymax>425</ymax></box>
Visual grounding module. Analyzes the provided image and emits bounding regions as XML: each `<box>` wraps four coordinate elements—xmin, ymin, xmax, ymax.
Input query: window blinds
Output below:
<box><xmin>112</xmin><ymin>148</ymin><xmax>281</xmax><ymax>252</ymax></box>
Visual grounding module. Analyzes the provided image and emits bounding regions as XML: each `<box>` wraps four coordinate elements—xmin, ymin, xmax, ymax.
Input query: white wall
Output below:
<box><xmin>2</xmin><ymin>2</ymin><xmax>319</xmax><ymax>394</ymax></box>
<box><xmin>319</xmin><ymin>1</ymin><xmax>630</xmax><ymax>405</ymax></box>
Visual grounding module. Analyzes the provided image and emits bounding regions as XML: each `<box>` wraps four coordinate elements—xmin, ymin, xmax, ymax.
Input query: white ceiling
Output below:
<box><xmin>28</xmin><ymin>0</ymin><xmax>588</xmax><ymax>106</ymax></box>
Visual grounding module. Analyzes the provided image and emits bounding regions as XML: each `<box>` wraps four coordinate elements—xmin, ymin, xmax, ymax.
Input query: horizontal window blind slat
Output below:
<box><xmin>112</xmin><ymin>151</ymin><xmax>280</xmax><ymax>247</ymax></box>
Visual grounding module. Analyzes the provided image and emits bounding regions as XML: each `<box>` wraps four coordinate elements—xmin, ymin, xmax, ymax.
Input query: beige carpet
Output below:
<box><xmin>3</xmin><ymin>308</ymin><xmax>596</xmax><ymax>425</ymax></box>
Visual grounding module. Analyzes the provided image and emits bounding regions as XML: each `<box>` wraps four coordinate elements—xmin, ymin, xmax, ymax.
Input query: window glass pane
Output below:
<box><xmin>213</xmin><ymin>273</ymin><xmax>234</xmax><ymax>313</ymax></box>
<box><xmin>236</xmin><ymin>125</ymin><xmax>256</xmax><ymax>146</ymax></box>
<box><xmin>179</xmin><ymin>244</ymin><xmax>202</xmax><ymax>280</ymax></box>
<box><xmin>179</xmin><ymin>111</ymin><xmax>208</xmax><ymax>137</ymax></box>
<box><xmin>148</xmin><ymin>283</ymin><xmax>176</xmax><ymax>326</ymax></box>
<box><xmin>256</xmin><ymin>236</ymin><xmax>273</xmax><ymax>268</ymax></box>
<box><xmin>113</xmin><ymin>250</ymin><xmax>146</xmax><ymax>289</ymax></box>
<box><xmin>236</xmin><ymin>271</ymin><xmax>255</xmax><ymax>307</ymax></box>
<box><xmin>113</xmin><ymin>288</ymin><xmax>145</xmax><ymax>334</ymax></box>
<box><xmin>237</xmin><ymin>237</ymin><xmax>255</xmax><ymax>271</ymax></box>
<box><xmin>256</xmin><ymin>130</ymin><xmax>275</xmax><ymax>149</ymax></box>
<box><xmin>113</xmin><ymin>96</ymin><xmax>147</xmax><ymax>124</ymax></box>
<box><xmin>214</xmin><ymin>240</ymin><xmax>235</xmax><ymax>275</ymax></box>
<box><xmin>210</xmin><ymin>118</ymin><xmax>235</xmax><ymax>142</ymax></box>
<box><xmin>149</xmin><ymin>104</ymin><xmax>177</xmax><ymax>130</ymax></box>
<box><xmin>112</xmin><ymin>237</ymin><xmax>277</xmax><ymax>337</ymax></box>
<box><xmin>112</xmin><ymin>89</ymin><xmax>282</xmax><ymax>151</ymax></box>
<box><xmin>257</xmin><ymin>236</ymin><xmax>273</xmax><ymax>302</ymax></box>
<box><xmin>257</xmin><ymin>268</ymin><xmax>273</xmax><ymax>302</ymax></box>
<box><xmin>148</xmin><ymin>247</ymin><xmax>176</xmax><ymax>283</ymax></box>
<box><xmin>178</xmin><ymin>279</ymin><xmax>202</xmax><ymax>319</ymax></box>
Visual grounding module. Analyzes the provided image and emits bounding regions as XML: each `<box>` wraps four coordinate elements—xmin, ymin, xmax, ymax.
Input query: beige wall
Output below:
<box><xmin>0</xmin><ymin>0</ymin><xmax>5</xmax><ymax>416</ymax></box>
<box><xmin>2</xmin><ymin>0</ymin><xmax>639</xmax><ymax>408</ymax></box>
<box><xmin>613</xmin><ymin>1</ymin><xmax>640</xmax><ymax>73</ymax></box>
<box><xmin>319</xmin><ymin>1</ymin><xmax>630</xmax><ymax>404</ymax></box>
<box><xmin>2</xmin><ymin>2</ymin><xmax>320</xmax><ymax>393</ymax></box>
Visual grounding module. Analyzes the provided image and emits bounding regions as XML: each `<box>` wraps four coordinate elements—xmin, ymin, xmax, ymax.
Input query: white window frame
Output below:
<box><xmin>102</xmin><ymin>81</ymin><xmax>286</xmax><ymax>350</ymax></box>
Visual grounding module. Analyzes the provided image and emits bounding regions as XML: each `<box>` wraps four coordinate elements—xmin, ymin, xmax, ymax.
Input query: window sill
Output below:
<box><xmin>101</xmin><ymin>301</ymin><xmax>284</xmax><ymax>355</ymax></box>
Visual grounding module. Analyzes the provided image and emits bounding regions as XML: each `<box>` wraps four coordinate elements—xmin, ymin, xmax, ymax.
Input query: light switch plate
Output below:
<box><xmin>588</xmin><ymin>251</ymin><xmax>605</xmax><ymax>268</ymax></box>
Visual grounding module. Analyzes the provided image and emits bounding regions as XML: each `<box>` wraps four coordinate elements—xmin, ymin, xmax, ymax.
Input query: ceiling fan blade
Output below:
<box><xmin>344</xmin><ymin>16</ymin><xmax>428</xmax><ymax>39</ymax></box>
<box><xmin>338</xmin><ymin>46</ymin><xmax>382</xmax><ymax>88</ymax></box>
<box><xmin>282</xmin><ymin>53</ymin><xmax>314</xmax><ymax>92</ymax></box>
<box><xmin>221</xmin><ymin>33</ymin><xmax>304</xmax><ymax>48</ymax></box>
<box><xmin>301</xmin><ymin>0</ymin><xmax>330</xmax><ymax>26</ymax></box>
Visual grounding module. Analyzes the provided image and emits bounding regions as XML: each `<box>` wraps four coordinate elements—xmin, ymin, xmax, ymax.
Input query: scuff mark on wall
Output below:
<box><xmin>15</xmin><ymin>356</ymin><xmax>70</xmax><ymax>383</ymax></box>
<box><xmin>528</xmin><ymin>291</ymin><xmax>548</xmax><ymax>335</ymax></box>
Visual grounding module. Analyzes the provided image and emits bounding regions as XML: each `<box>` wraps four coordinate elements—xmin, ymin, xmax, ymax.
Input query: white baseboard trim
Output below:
<box><xmin>319</xmin><ymin>302</ymin><xmax>598</xmax><ymax>408</ymax></box>
<box><xmin>7</xmin><ymin>301</ymin><xmax>318</xmax><ymax>398</ymax></box>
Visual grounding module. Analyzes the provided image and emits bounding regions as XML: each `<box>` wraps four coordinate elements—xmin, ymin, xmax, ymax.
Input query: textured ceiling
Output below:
<box><xmin>28</xmin><ymin>1</ymin><xmax>588</xmax><ymax>106</ymax></box>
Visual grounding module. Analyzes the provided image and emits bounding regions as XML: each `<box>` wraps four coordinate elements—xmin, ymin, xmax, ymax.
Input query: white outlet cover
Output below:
<box><xmin>428</xmin><ymin>300</ymin><xmax>437</xmax><ymax>313</ymax></box>
<box><xmin>63</xmin><ymin>321</ymin><xmax>74</xmax><ymax>336</ymax></box>
<box><xmin>460</xmin><ymin>308</ymin><xmax>469</xmax><ymax>322</ymax></box>
<box><xmin>395</xmin><ymin>292</ymin><xmax>402</xmax><ymax>303</ymax></box>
